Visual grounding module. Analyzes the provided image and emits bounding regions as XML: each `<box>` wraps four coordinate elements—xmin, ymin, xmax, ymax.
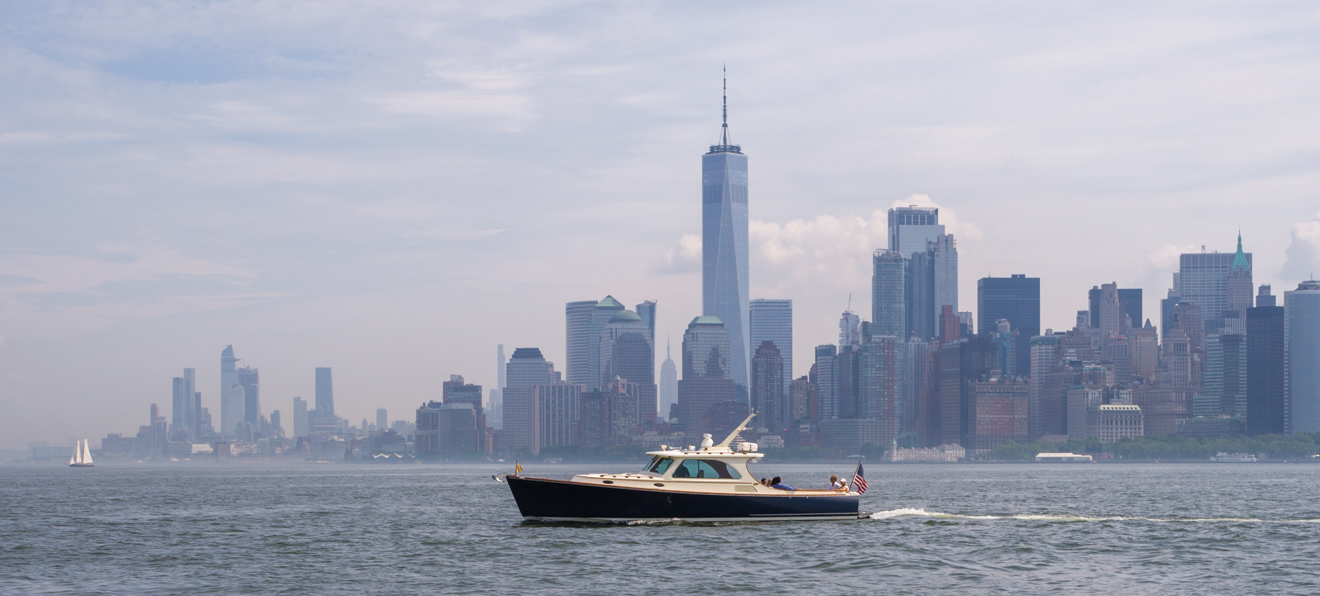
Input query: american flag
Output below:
<box><xmin>852</xmin><ymin>461</ymin><xmax>869</xmax><ymax>495</ymax></box>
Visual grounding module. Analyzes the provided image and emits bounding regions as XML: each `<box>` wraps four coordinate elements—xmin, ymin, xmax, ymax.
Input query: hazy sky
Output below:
<box><xmin>2</xmin><ymin>2</ymin><xmax>1319</xmax><ymax>448</ymax></box>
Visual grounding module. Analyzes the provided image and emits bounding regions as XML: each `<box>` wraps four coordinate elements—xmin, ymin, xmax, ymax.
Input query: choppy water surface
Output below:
<box><xmin>3</xmin><ymin>462</ymin><xmax>1319</xmax><ymax>595</ymax></box>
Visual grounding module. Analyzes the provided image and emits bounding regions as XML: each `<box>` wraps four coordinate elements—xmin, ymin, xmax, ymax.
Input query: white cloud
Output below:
<box><xmin>1283</xmin><ymin>212</ymin><xmax>1320</xmax><ymax>282</ymax></box>
<box><xmin>653</xmin><ymin>234</ymin><xmax>701</xmax><ymax>274</ymax></box>
<box><xmin>750</xmin><ymin>213</ymin><xmax>880</xmax><ymax>289</ymax></box>
<box><xmin>662</xmin><ymin>194</ymin><xmax>978</xmax><ymax>298</ymax></box>
<box><xmin>1143</xmin><ymin>243</ymin><xmax>1200</xmax><ymax>273</ymax></box>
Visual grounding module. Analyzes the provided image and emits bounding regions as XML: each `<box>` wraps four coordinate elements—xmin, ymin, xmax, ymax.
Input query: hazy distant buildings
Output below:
<box><xmin>376</xmin><ymin>408</ymin><xmax>387</xmax><ymax>431</ymax></box>
<box><xmin>170</xmin><ymin>368</ymin><xmax>199</xmax><ymax>441</ymax></box>
<box><xmin>238</xmin><ymin>364</ymin><xmax>260</xmax><ymax>427</ymax></box>
<box><xmin>492</xmin><ymin>344</ymin><xmax>505</xmax><ymax>429</ymax></box>
<box><xmin>566</xmin><ymin>297</ymin><xmax>623</xmax><ymax>388</ymax></box>
<box><xmin>1089</xmin><ymin>285</ymin><xmax>1142</xmax><ymax>334</ymax></box>
<box><xmin>220</xmin><ymin>345</ymin><xmax>244</xmax><ymax>437</ymax></box>
<box><xmin>582</xmin><ymin>381</ymin><xmax>642</xmax><ymax>448</ymax></box>
<box><xmin>815</xmin><ymin>344</ymin><xmax>839</xmax><ymax>420</ymax></box>
<box><xmin>1247</xmin><ymin>286</ymin><xmax>1286</xmax><ymax>436</ymax></box>
<box><xmin>659</xmin><ymin>340</ymin><xmax>678</xmax><ymax>421</ymax></box>
<box><xmin>677</xmin><ymin>316</ymin><xmax>738</xmax><ymax>438</ymax></box>
<box><xmin>934</xmin><ymin>335</ymin><xmax>997</xmax><ymax>448</ymax></box>
<box><xmin>910</xmin><ymin>234</ymin><xmax>961</xmax><ymax>341</ymax></box>
<box><xmin>1204</xmin><ymin>331</ymin><xmax>1246</xmax><ymax>417</ymax></box>
<box><xmin>565</xmin><ymin>300</ymin><xmax>596</xmax><ymax>386</ymax></box>
<box><xmin>1028</xmin><ymin>335</ymin><xmax>1062</xmax><ymax>440</ymax></box>
<box><xmin>857</xmin><ymin>335</ymin><xmax>903</xmax><ymax>447</ymax></box>
<box><xmin>903</xmin><ymin>338</ymin><xmax>933</xmax><ymax>443</ymax></box>
<box><xmin>315</xmin><ymin>367</ymin><xmax>335</xmax><ymax>418</ymax></box>
<box><xmin>1287</xmin><ymin>280</ymin><xmax>1320</xmax><ymax>434</ymax></box>
<box><xmin>443</xmin><ymin>375</ymin><xmax>486</xmax><ymax>453</ymax></box>
<box><xmin>503</xmin><ymin>348</ymin><xmax>557</xmax><ymax>453</ymax></box>
<box><xmin>599</xmin><ymin>309</ymin><xmax>656</xmax><ymax>422</ymax></box>
<box><xmin>750</xmin><ymin>299</ymin><xmax>793</xmax><ymax>394</ymax></box>
<box><xmin>636</xmin><ymin>300</ymin><xmax>657</xmax><ymax>345</ymax></box>
<box><xmin>751</xmin><ymin>340</ymin><xmax>785</xmax><ymax>432</ymax></box>
<box><xmin>415</xmin><ymin>401</ymin><xmax>478</xmax><ymax>459</ymax></box>
<box><xmin>702</xmin><ymin>77</ymin><xmax>750</xmax><ymax>389</ymax></box>
<box><xmin>977</xmin><ymin>275</ymin><xmax>1040</xmax><ymax>376</ymax></box>
<box><xmin>871</xmin><ymin>250</ymin><xmax>906</xmax><ymax>338</ymax></box>
<box><xmin>889</xmin><ymin>206</ymin><xmax>957</xmax><ymax>340</ymax></box>
<box><xmin>536</xmin><ymin>381</ymin><xmax>585</xmax><ymax>450</ymax></box>
<box><xmin>293</xmin><ymin>397</ymin><xmax>308</xmax><ymax>439</ymax></box>
<box><xmin>1177</xmin><ymin>237</ymin><xmax>1253</xmax><ymax>332</ymax></box>
<box><xmin>1226</xmin><ymin>235</ymin><xmax>1254</xmax><ymax>328</ymax></box>
<box><xmin>969</xmin><ymin>375</ymin><xmax>1029</xmax><ymax>452</ymax></box>
<box><xmin>888</xmin><ymin>206</ymin><xmax>943</xmax><ymax>258</ymax></box>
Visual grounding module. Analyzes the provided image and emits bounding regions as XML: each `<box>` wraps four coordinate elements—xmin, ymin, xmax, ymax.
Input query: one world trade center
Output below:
<box><xmin>702</xmin><ymin>72</ymin><xmax>750</xmax><ymax>389</ymax></box>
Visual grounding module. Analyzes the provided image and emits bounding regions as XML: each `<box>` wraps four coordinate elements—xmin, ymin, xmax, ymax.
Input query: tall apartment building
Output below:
<box><xmin>503</xmin><ymin>348</ymin><xmax>556</xmax><ymax>453</ymax></box>
<box><xmin>1286</xmin><ymin>280</ymin><xmax>1320</xmax><ymax>433</ymax></box>
<box><xmin>750</xmin><ymin>299</ymin><xmax>793</xmax><ymax>394</ymax></box>
<box><xmin>977</xmin><ymin>275</ymin><xmax>1040</xmax><ymax>376</ymax></box>
<box><xmin>1246</xmin><ymin>286</ymin><xmax>1286</xmax><ymax>435</ymax></box>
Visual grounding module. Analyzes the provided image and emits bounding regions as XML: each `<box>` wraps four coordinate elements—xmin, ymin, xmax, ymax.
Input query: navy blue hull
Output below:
<box><xmin>506</xmin><ymin>476</ymin><xmax>859</xmax><ymax>521</ymax></box>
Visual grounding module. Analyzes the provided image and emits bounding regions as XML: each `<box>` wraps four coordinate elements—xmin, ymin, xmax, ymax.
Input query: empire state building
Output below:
<box><xmin>702</xmin><ymin>72</ymin><xmax>750</xmax><ymax>388</ymax></box>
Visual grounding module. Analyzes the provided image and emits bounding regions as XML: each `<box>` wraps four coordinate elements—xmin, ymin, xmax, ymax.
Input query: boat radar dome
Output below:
<box><xmin>700</xmin><ymin>434</ymin><xmax>714</xmax><ymax>449</ymax></box>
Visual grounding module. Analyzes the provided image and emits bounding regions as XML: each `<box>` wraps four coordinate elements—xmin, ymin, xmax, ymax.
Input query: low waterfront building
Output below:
<box><xmin>1175</xmin><ymin>417</ymin><xmax>1245</xmax><ymax>437</ymax></box>
<box><xmin>889</xmin><ymin>443</ymin><xmax>965</xmax><ymax>463</ymax></box>
<box><xmin>1035</xmin><ymin>452</ymin><xmax>1093</xmax><ymax>463</ymax></box>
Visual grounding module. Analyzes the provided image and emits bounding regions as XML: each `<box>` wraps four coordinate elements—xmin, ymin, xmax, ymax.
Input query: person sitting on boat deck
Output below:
<box><xmin>829</xmin><ymin>475</ymin><xmax>848</xmax><ymax>490</ymax></box>
<box><xmin>760</xmin><ymin>477</ymin><xmax>769</xmax><ymax>486</ymax></box>
<box><xmin>769</xmin><ymin>476</ymin><xmax>796</xmax><ymax>491</ymax></box>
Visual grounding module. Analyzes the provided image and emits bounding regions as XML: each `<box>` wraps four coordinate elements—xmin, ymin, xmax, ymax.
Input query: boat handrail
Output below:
<box><xmin>714</xmin><ymin>412</ymin><xmax>757</xmax><ymax>449</ymax></box>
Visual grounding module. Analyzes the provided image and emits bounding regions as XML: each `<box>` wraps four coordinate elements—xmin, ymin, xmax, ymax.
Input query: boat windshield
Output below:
<box><xmin>670</xmin><ymin>459</ymin><xmax>741</xmax><ymax>479</ymax></box>
<box><xmin>646</xmin><ymin>457</ymin><xmax>675</xmax><ymax>474</ymax></box>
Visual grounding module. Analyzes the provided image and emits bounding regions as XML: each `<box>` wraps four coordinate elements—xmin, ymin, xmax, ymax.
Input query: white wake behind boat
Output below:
<box><xmin>68</xmin><ymin>438</ymin><xmax>94</xmax><ymax>467</ymax></box>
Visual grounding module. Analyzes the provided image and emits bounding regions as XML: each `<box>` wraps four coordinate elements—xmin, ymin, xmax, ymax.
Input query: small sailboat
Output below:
<box><xmin>68</xmin><ymin>438</ymin><xmax>94</xmax><ymax>468</ymax></box>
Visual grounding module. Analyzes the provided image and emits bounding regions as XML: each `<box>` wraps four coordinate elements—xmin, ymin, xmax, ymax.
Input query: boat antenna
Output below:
<box><xmin>716</xmin><ymin>412</ymin><xmax>757</xmax><ymax>449</ymax></box>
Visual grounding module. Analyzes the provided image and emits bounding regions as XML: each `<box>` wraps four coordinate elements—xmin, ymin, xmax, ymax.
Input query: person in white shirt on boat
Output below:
<box><xmin>829</xmin><ymin>475</ymin><xmax>848</xmax><ymax>490</ymax></box>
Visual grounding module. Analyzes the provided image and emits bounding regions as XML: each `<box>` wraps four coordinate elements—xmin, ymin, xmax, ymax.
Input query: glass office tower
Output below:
<box><xmin>703</xmin><ymin>75</ymin><xmax>750</xmax><ymax>388</ymax></box>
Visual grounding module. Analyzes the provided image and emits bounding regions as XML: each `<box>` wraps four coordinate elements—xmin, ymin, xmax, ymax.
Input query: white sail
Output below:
<box><xmin>82</xmin><ymin>439</ymin><xmax>93</xmax><ymax>465</ymax></box>
<box><xmin>69</xmin><ymin>441</ymin><xmax>78</xmax><ymax>465</ymax></box>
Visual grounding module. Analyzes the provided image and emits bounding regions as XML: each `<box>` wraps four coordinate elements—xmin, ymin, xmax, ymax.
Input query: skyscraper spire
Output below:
<box><xmin>721</xmin><ymin>64</ymin><xmax>730</xmax><ymax>146</ymax></box>
<box><xmin>1233</xmin><ymin>231</ymin><xmax>1250</xmax><ymax>272</ymax></box>
<box><xmin>710</xmin><ymin>65</ymin><xmax>740</xmax><ymax>153</ymax></box>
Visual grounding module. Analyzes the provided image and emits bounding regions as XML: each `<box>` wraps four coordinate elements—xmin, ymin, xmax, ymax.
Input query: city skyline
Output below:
<box><xmin>4</xmin><ymin>3</ymin><xmax>1320</xmax><ymax>448</ymax></box>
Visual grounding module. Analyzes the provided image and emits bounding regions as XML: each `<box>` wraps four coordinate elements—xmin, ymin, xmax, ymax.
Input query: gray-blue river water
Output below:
<box><xmin>3</xmin><ymin>462</ymin><xmax>1318</xmax><ymax>595</ymax></box>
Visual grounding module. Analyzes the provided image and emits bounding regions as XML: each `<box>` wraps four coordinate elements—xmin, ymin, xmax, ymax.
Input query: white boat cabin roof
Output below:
<box><xmin>643</xmin><ymin>412</ymin><xmax>767</xmax><ymax>461</ymax></box>
<box><xmin>644</xmin><ymin>447</ymin><xmax>765</xmax><ymax>460</ymax></box>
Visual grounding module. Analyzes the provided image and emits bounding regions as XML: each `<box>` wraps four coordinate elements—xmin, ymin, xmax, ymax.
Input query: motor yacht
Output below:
<box><xmin>505</xmin><ymin>415</ymin><xmax>860</xmax><ymax>522</ymax></box>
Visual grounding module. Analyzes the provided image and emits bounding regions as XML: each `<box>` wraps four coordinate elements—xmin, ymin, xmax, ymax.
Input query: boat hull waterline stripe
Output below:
<box><xmin>507</xmin><ymin>475</ymin><xmax>860</xmax><ymax>521</ymax></box>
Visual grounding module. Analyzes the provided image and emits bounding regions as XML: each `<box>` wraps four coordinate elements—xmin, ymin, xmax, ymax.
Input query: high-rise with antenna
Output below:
<box><xmin>703</xmin><ymin>66</ymin><xmax>751</xmax><ymax>389</ymax></box>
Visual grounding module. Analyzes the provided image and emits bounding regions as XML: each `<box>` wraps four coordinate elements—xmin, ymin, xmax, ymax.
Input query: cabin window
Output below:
<box><xmin>647</xmin><ymin>457</ymin><xmax>674</xmax><ymax>474</ymax></box>
<box><xmin>671</xmin><ymin>459</ymin><xmax>741</xmax><ymax>479</ymax></box>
